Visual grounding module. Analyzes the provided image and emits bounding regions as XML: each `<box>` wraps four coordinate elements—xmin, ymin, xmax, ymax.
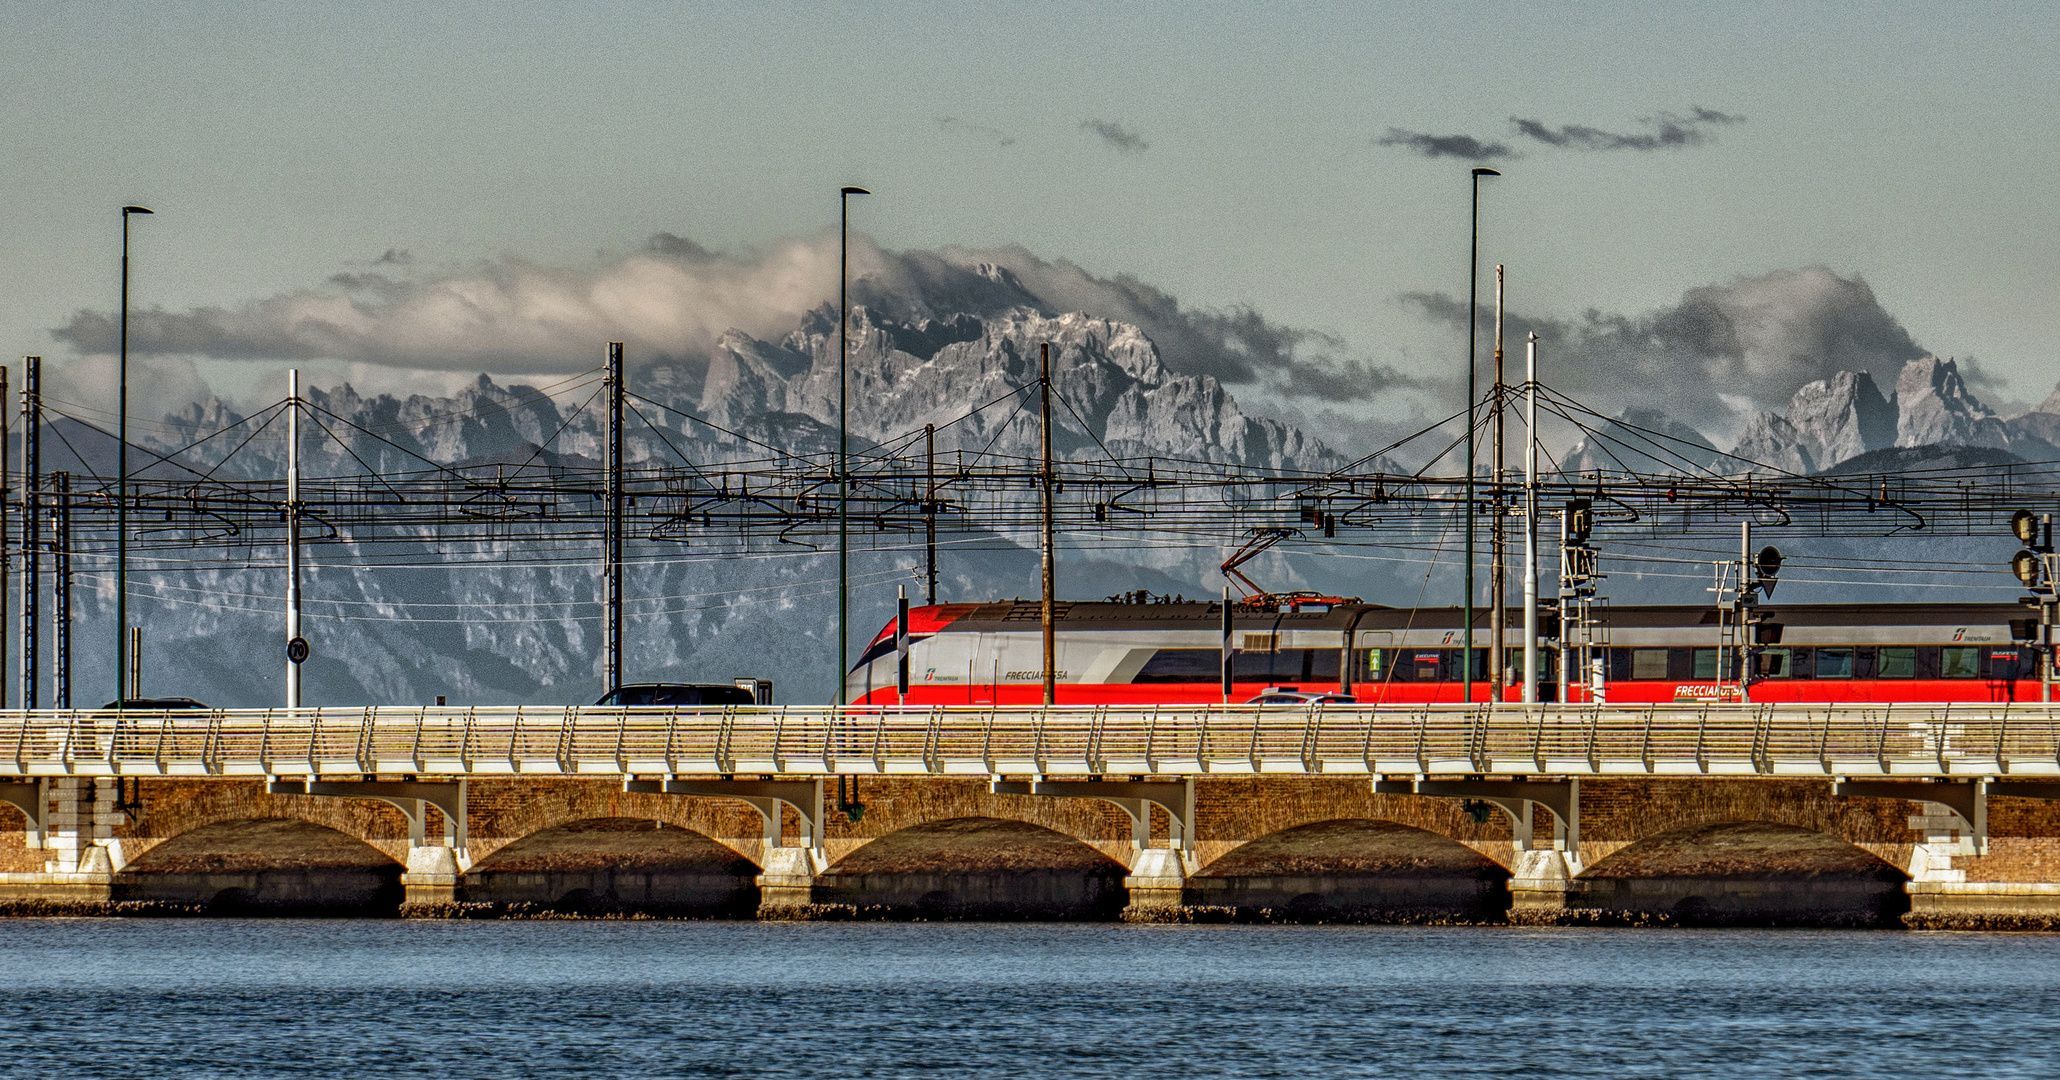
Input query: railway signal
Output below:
<box><xmin>2007</xmin><ymin>509</ymin><xmax>2056</xmax><ymax>702</ymax></box>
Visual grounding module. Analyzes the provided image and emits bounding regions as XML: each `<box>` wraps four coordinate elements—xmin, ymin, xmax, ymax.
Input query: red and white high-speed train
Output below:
<box><xmin>844</xmin><ymin>598</ymin><xmax>2050</xmax><ymax>706</ymax></box>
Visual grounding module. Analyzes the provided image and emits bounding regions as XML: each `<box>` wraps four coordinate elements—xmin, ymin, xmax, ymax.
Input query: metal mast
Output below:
<box><xmin>1490</xmin><ymin>264</ymin><xmax>1506</xmax><ymax>702</ymax></box>
<box><xmin>924</xmin><ymin>423</ymin><xmax>938</xmax><ymax>606</ymax></box>
<box><xmin>836</xmin><ymin>185</ymin><xmax>869</xmax><ymax>705</ymax></box>
<box><xmin>1039</xmin><ymin>341</ymin><xmax>1056</xmax><ymax>707</ymax></box>
<box><xmin>1522</xmin><ymin>331</ymin><xmax>1539</xmax><ymax>705</ymax></box>
<box><xmin>116</xmin><ymin>205</ymin><xmax>150</xmax><ymax>707</ymax></box>
<box><xmin>20</xmin><ymin>359</ymin><xmax>37</xmax><ymax>710</ymax></box>
<box><xmin>0</xmin><ymin>363</ymin><xmax>8</xmax><ymax>710</ymax></box>
<box><xmin>52</xmin><ymin>472</ymin><xmax>70</xmax><ymax>710</ymax></box>
<box><xmin>1462</xmin><ymin>167</ymin><xmax>1498</xmax><ymax>703</ymax></box>
<box><xmin>285</xmin><ymin>369</ymin><xmax>301</xmax><ymax>709</ymax></box>
<box><xmin>604</xmin><ymin>342</ymin><xmax>624</xmax><ymax>695</ymax></box>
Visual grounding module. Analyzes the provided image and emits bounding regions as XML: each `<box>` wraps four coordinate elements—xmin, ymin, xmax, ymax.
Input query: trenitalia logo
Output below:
<box><xmin>1954</xmin><ymin>628</ymin><xmax>1967</xmax><ymax>641</ymax></box>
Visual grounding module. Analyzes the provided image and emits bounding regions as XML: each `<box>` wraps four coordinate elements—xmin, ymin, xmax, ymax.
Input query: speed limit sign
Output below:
<box><xmin>287</xmin><ymin>636</ymin><xmax>310</xmax><ymax>664</ymax></box>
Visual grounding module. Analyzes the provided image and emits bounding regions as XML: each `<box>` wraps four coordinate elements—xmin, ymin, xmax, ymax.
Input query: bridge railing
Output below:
<box><xmin>0</xmin><ymin>702</ymin><xmax>2054</xmax><ymax>779</ymax></box>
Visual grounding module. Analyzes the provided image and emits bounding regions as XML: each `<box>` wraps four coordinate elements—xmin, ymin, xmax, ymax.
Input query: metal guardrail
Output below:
<box><xmin>2</xmin><ymin>702</ymin><xmax>2058</xmax><ymax>780</ymax></box>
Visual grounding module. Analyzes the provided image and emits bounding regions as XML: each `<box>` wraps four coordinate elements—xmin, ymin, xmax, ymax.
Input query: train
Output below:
<box><xmin>843</xmin><ymin>598</ymin><xmax>2051</xmax><ymax>706</ymax></box>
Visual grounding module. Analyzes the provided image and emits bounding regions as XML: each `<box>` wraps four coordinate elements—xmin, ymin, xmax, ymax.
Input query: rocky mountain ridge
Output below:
<box><xmin>1575</xmin><ymin>356</ymin><xmax>2060</xmax><ymax>476</ymax></box>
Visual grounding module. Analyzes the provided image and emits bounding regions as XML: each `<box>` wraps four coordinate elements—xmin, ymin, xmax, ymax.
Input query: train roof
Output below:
<box><xmin>908</xmin><ymin>599</ymin><xmax>2033</xmax><ymax>635</ymax></box>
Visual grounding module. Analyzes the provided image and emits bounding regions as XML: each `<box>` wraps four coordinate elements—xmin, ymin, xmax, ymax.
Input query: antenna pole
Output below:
<box><xmin>1039</xmin><ymin>341</ymin><xmax>1056</xmax><ymax>707</ymax></box>
<box><xmin>1522</xmin><ymin>331</ymin><xmax>1538</xmax><ymax>705</ymax></box>
<box><xmin>53</xmin><ymin>472</ymin><xmax>70</xmax><ymax>709</ymax></box>
<box><xmin>286</xmin><ymin>369</ymin><xmax>301</xmax><ymax>709</ymax></box>
<box><xmin>924</xmin><ymin>423</ymin><xmax>937</xmax><ymax>605</ymax></box>
<box><xmin>1490</xmin><ymin>264</ymin><xmax>1506</xmax><ymax>703</ymax></box>
<box><xmin>0</xmin><ymin>364</ymin><xmax>8</xmax><ymax>711</ymax></box>
<box><xmin>1556</xmin><ymin>512</ymin><xmax>1569</xmax><ymax>706</ymax></box>
<box><xmin>20</xmin><ymin>359</ymin><xmax>37</xmax><ymax>711</ymax></box>
<box><xmin>604</xmin><ymin>342</ymin><xmax>624</xmax><ymax>696</ymax></box>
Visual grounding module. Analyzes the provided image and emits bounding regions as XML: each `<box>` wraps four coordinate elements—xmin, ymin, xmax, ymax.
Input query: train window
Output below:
<box><xmin>1878</xmin><ymin>647</ymin><xmax>1916</xmax><ymax>678</ymax></box>
<box><xmin>1692</xmin><ymin>648</ymin><xmax>1719</xmax><ymax>679</ymax></box>
<box><xmin>1755</xmin><ymin>648</ymin><xmax>1792</xmax><ymax>678</ymax></box>
<box><xmin>1941</xmin><ymin>646</ymin><xmax>1981</xmax><ymax>678</ymax></box>
<box><xmin>1631</xmin><ymin>649</ymin><xmax>1668</xmax><ymax>679</ymax></box>
<box><xmin>1817</xmin><ymin>648</ymin><xmax>1854</xmax><ymax>678</ymax></box>
<box><xmin>1412</xmin><ymin>651</ymin><xmax>1443</xmax><ymax>682</ymax></box>
<box><xmin>1132</xmin><ymin>649</ymin><xmax>1222</xmax><ymax>683</ymax></box>
<box><xmin>1991</xmin><ymin>649</ymin><xmax>2025</xmax><ymax>681</ymax></box>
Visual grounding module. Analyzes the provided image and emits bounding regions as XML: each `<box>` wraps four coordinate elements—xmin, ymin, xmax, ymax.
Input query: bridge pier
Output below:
<box><xmin>755</xmin><ymin>846</ymin><xmax>827</xmax><ymax>918</ymax></box>
<box><xmin>1378</xmin><ymin>777</ymin><xmax>1582</xmax><ymax>922</ymax></box>
<box><xmin>1121</xmin><ymin>847</ymin><xmax>1192</xmax><ymax>920</ymax></box>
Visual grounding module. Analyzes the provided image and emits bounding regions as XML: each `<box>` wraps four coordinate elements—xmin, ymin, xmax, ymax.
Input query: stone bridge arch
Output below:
<box><xmin>463</xmin><ymin>817</ymin><xmax>761</xmax><ymax>916</ymax></box>
<box><xmin>123</xmin><ymin>780</ymin><xmax>414</xmax><ymax>867</ymax></box>
<box><xmin>463</xmin><ymin>779</ymin><xmax>777</xmax><ymax>866</ymax></box>
<box><xmin>112</xmin><ymin>818</ymin><xmax>403</xmax><ymax>915</ymax></box>
<box><xmin>1574</xmin><ymin>779</ymin><xmax>1917</xmax><ymax>871</ymax></box>
<box><xmin>814</xmin><ymin>816</ymin><xmax>1129</xmax><ymax>919</ymax></box>
<box><xmin>1187</xmin><ymin>818</ymin><xmax>1511</xmax><ymax>922</ymax></box>
<box><xmin>1572</xmin><ymin>820</ymin><xmax>1910</xmax><ymax>927</ymax></box>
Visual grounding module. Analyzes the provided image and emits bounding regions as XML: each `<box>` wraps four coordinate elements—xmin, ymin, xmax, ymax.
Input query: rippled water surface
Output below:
<box><xmin>2</xmin><ymin>920</ymin><xmax>2058</xmax><ymax>1077</ymax></box>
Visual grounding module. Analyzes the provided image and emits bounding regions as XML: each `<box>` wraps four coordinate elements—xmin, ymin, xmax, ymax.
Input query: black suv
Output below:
<box><xmin>595</xmin><ymin>683</ymin><xmax>757</xmax><ymax>706</ymax></box>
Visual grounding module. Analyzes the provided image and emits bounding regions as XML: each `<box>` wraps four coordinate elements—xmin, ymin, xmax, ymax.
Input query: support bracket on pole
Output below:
<box><xmin>624</xmin><ymin>778</ymin><xmax>823</xmax><ymax>849</ymax></box>
<box><xmin>1376</xmin><ymin>777</ymin><xmax>1580</xmax><ymax>854</ymax></box>
<box><xmin>990</xmin><ymin>778</ymin><xmax>1194</xmax><ymax>852</ymax></box>
<box><xmin>269</xmin><ymin>779</ymin><xmax>466</xmax><ymax>849</ymax></box>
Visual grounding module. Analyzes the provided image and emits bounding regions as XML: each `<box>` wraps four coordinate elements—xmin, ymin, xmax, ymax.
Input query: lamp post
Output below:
<box><xmin>1462</xmin><ymin>168</ymin><xmax>1497</xmax><ymax>704</ymax></box>
<box><xmin>117</xmin><ymin>204</ymin><xmax>152</xmax><ymax>706</ymax></box>
<box><xmin>837</xmin><ymin>185</ymin><xmax>870</xmax><ymax>705</ymax></box>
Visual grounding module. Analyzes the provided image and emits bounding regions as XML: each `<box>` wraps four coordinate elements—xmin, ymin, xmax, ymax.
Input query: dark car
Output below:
<box><xmin>100</xmin><ymin>697</ymin><xmax>210</xmax><ymax>710</ymax></box>
<box><xmin>595</xmin><ymin>683</ymin><xmax>757</xmax><ymax>707</ymax></box>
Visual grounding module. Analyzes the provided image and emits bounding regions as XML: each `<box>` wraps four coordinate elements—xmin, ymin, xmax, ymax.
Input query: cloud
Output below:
<box><xmin>1378</xmin><ymin>106</ymin><xmax>1742</xmax><ymax>160</ymax></box>
<box><xmin>1374</xmin><ymin>129</ymin><xmax>1514</xmax><ymax>160</ymax></box>
<box><xmin>1511</xmin><ymin>107</ymin><xmax>1744</xmax><ymax>151</ymax></box>
<box><xmin>937</xmin><ymin>116</ymin><xmax>1017</xmax><ymax>147</ymax></box>
<box><xmin>1080</xmin><ymin>119</ymin><xmax>1149</xmax><ymax>153</ymax></box>
<box><xmin>50</xmin><ymin>234</ymin><xmax>1420</xmax><ymax>409</ymax></box>
<box><xmin>1400</xmin><ymin>266</ymin><xmax>1930</xmax><ymax>441</ymax></box>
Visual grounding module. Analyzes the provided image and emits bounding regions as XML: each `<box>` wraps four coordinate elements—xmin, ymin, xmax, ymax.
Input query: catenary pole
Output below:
<box><xmin>837</xmin><ymin>185</ymin><xmax>870</xmax><ymax>703</ymax></box>
<box><xmin>1463</xmin><ymin>167</ymin><xmax>1498</xmax><ymax>703</ymax></box>
<box><xmin>1522</xmin><ymin>331</ymin><xmax>1539</xmax><ymax>705</ymax></box>
<box><xmin>116</xmin><ymin>205</ymin><xmax>151</xmax><ymax>707</ymax></box>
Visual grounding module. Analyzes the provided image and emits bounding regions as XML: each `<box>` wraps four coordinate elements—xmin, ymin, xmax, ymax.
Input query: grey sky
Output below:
<box><xmin>5</xmin><ymin>1</ymin><xmax>2058</xmax><ymax>430</ymax></box>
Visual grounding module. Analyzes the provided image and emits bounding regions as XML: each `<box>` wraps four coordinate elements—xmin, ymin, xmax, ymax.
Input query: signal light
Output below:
<box><xmin>1755</xmin><ymin>546</ymin><xmax>1782</xmax><ymax>597</ymax></box>
<box><xmin>1565</xmin><ymin>498</ymin><xmax>1593</xmax><ymax>543</ymax></box>
<box><xmin>1753</xmin><ymin>622</ymin><xmax>1784</xmax><ymax>645</ymax></box>
<box><xmin>2011</xmin><ymin>619</ymin><xmax>2040</xmax><ymax>643</ymax></box>
<box><xmin>2014</xmin><ymin>548</ymin><xmax>2044</xmax><ymax>588</ymax></box>
<box><xmin>2012</xmin><ymin>509</ymin><xmax>2039</xmax><ymax>544</ymax></box>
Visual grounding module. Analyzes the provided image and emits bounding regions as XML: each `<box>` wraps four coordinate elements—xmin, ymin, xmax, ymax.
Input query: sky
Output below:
<box><xmin>5</xmin><ymin>0</ymin><xmax>2059</xmax><ymax>449</ymax></box>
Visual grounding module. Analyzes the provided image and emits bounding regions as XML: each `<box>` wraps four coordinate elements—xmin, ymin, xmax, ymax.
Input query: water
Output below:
<box><xmin>0</xmin><ymin>920</ymin><xmax>2057</xmax><ymax>1078</ymax></box>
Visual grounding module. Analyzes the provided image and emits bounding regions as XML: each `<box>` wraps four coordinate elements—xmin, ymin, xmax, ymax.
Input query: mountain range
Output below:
<box><xmin>1569</xmin><ymin>355</ymin><xmax>2060</xmax><ymax>476</ymax></box>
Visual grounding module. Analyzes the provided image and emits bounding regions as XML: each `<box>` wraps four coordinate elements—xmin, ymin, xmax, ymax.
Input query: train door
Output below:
<box><xmin>1346</xmin><ymin>632</ymin><xmax>1392</xmax><ymax>701</ymax></box>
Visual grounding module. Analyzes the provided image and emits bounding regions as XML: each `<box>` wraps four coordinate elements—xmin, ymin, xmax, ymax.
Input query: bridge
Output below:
<box><xmin>4</xmin><ymin>702</ymin><xmax>2060</xmax><ymax>928</ymax></box>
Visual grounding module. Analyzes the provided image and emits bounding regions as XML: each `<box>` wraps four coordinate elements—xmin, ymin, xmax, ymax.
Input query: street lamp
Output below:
<box><xmin>1463</xmin><ymin>168</ymin><xmax>1497</xmax><ymax>705</ymax></box>
<box><xmin>118</xmin><ymin>204</ymin><xmax>152</xmax><ymax>705</ymax></box>
<box><xmin>837</xmin><ymin>185</ymin><xmax>870</xmax><ymax>705</ymax></box>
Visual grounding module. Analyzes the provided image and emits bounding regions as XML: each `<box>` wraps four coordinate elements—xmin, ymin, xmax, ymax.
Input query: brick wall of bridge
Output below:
<box><xmin>0</xmin><ymin>775</ymin><xmax>2055</xmax><ymax>886</ymax></box>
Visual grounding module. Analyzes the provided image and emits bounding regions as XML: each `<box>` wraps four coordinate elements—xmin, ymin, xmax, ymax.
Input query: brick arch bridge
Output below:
<box><xmin>5</xmin><ymin>775</ymin><xmax>2055</xmax><ymax>927</ymax></box>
